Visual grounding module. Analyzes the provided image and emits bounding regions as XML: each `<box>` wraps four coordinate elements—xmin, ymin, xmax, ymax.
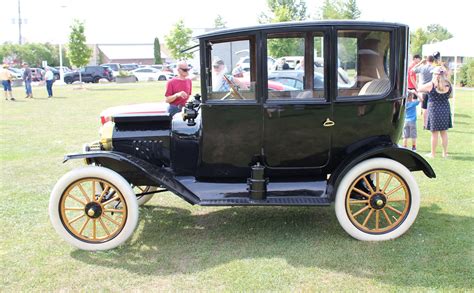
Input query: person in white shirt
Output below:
<box><xmin>44</xmin><ymin>67</ymin><xmax>55</xmax><ymax>98</ymax></box>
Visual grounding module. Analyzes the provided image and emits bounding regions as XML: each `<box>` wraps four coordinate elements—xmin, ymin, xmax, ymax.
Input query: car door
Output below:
<box><xmin>262</xmin><ymin>29</ymin><xmax>333</xmax><ymax>169</ymax></box>
<box><xmin>196</xmin><ymin>34</ymin><xmax>262</xmax><ymax>179</ymax></box>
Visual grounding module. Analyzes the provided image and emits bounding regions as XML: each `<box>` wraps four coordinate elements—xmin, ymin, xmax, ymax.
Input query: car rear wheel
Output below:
<box><xmin>49</xmin><ymin>166</ymin><xmax>139</xmax><ymax>250</ymax></box>
<box><xmin>132</xmin><ymin>185</ymin><xmax>156</xmax><ymax>206</ymax></box>
<box><xmin>158</xmin><ymin>75</ymin><xmax>166</xmax><ymax>81</ymax></box>
<box><xmin>335</xmin><ymin>158</ymin><xmax>420</xmax><ymax>241</ymax></box>
<box><xmin>64</xmin><ymin>77</ymin><xmax>72</xmax><ymax>84</ymax></box>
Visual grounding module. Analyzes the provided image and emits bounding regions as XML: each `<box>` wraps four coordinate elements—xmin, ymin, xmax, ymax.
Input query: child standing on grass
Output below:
<box><xmin>403</xmin><ymin>91</ymin><xmax>420</xmax><ymax>151</ymax></box>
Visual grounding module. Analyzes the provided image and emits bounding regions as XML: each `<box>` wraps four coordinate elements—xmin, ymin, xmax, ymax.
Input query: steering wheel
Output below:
<box><xmin>220</xmin><ymin>75</ymin><xmax>245</xmax><ymax>100</ymax></box>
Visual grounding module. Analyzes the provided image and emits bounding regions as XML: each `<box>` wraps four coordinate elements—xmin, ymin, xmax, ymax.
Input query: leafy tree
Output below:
<box><xmin>259</xmin><ymin>0</ymin><xmax>307</xmax><ymax>24</ymax></box>
<box><xmin>426</xmin><ymin>24</ymin><xmax>453</xmax><ymax>43</ymax></box>
<box><xmin>259</xmin><ymin>0</ymin><xmax>307</xmax><ymax>57</ymax></box>
<box><xmin>154</xmin><ymin>37</ymin><xmax>162</xmax><ymax>64</ymax></box>
<box><xmin>321</xmin><ymin>0</ymin><xmax>344</xmax><ymax>19</ymax></box>
<box><xmin>410</xmin><ymin>28</ymin><xmax>428</xmax><ymax>56</ymax></box>
<box><xmin>321</xmin><ymin>0</ymin><xmax>360</xmax><ymax>19</ymax></box>
<box><xmin>67</xmin><ymin>19</ymin><xmax>92</xmax><ymax>82</ymax></box>
<box><xmin>214</xmin><ymin>15</ymin><xmax>227</xmax><ymax>29</ymax></box>
<box><xmin>165</xmin><ymin>20</ymin><xmax>193</xmax><ymax>60</ymax></box>
<box><xmin>0</xmin><ymin>43</ymin><xmax>69</xmax><ymax>67</ymax></box>
<box><xmin>410</xmin><ymin>24</ymin><xmax>452</xmax><ymax>56</ymax></box>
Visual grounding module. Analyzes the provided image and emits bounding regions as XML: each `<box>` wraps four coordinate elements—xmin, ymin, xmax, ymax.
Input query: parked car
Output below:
<box><xmin>8</xmin><ymin>68</ymin><xmax>23</xmax><ymax>79</ymax></box>
<box><xmin>42</xmin><ymin>66</ymin><xmax>60</xmax><ymax>80</ymax></box>
<box><xmin>49</xmin><ymin>21</ymin><xmax>435</xmax><ymax>251</ymax></box>
<box><xmin>64</xmin><ymin>66</ymin><xmax>113</xmax><ymax>84</ymax></box>
<box><xmin>54</xmin><ymin>66</ymin><xmax>72</xmax><ymax>73</ymax></box>
<box><xmin>130</xmin><ymin>67</ymin><xmax>174</xmax><ymax>81</ymax></box>
<box><xmin>121</xmin><ymin>63</ymin><xmax>139</xmax><ymax>71</ymax></box>
<box><xmin>237</xmin><ymin>56</ymin><xmax>275</xmax><ymax>72</ymax></box>
<box><xmin>100</xmin><ymin>63</ymin><xmax>122</xmax><ymax>78</ymax></box>
<box><xmin>30</xmin><ymin>68</ymin><xmax>44</xmax><ymax>81</ymax></box>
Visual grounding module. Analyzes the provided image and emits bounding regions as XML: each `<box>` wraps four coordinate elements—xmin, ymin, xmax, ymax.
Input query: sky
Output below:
<box><xmin>0</xmin><ymin>0</ymin><xmax>470</xmax><ymax>44</ymax></box>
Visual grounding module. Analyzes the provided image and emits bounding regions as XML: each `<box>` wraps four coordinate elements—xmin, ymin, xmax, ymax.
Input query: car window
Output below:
<box><xmin>206</xmin><ymin>37</ymin><xmax>256</xmax><ymax>101</ymax></box>
<box><xmin>266</xmin><ymin>32</ymin><xmax>326</xmax><ymax>100</ymax></box>
<box><xmin>337</xmin><ymin>30</ymin><xmax>391</xmax><ymax>98</ymax></box>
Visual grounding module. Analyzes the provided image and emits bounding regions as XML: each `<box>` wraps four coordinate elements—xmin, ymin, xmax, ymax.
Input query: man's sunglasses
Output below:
<box><xmin>179</xmin><ymin>68</ymin><xmax>189</xmax><ymax>72</ymax></box>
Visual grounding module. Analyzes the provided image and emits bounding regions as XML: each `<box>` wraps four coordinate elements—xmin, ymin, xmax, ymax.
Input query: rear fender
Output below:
<box><xmin>327</xmin><ymin>145</ymin><xmax>435</xmax><ymax>200</ymax></box>
<box><xmin>64</xmin><ymin>151</ymin><xmax>199</xmax><ymax>204</ymax></box>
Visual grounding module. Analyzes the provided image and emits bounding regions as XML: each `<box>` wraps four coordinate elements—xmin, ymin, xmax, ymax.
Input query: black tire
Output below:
<box><xmin>158</xmin><ymin>75</ymin><xmax>166</xmax><ymax>81</ymax></box>
<box><xmin>64</xmin><ymin>77</ymin><xmax>72</xmax><ymax>84</ymax></box>
<box><xmin>94</xmin><ymin>77</ymin><xmax>101</xmax><ymax>83</ymax></box>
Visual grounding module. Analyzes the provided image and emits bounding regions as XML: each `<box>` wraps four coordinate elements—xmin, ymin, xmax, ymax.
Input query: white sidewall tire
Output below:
<box><xmin>335</xmin><ymin>158</ymin><xmax>420</xmax><ymax>241</ymax></box>
<box><xmin>49</xmin><ymin>166</ymin><xmax>139</xmax><ymax>251</ymax></box>
<box><xmin>136</xmin><ymin>187</ymin><xmax>156</xmax><ymax>206</ymax></box>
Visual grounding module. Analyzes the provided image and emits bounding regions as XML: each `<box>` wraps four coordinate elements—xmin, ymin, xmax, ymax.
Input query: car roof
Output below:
<box><xmin>197</xmin><ymin>20</ymin><xmax>407</xmax><ymax>39</ymax></box>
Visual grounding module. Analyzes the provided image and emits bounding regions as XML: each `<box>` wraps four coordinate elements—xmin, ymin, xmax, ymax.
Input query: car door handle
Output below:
<box><xmin>323</xmin><ymin>118</ymin><xmax>335</xmax><ymax>127</ymax></box>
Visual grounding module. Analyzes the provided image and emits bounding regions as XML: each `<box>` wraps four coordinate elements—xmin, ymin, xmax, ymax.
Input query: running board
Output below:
<box><xmin>200</xmin><ymin>196</ymin><xmax>331</xmax><ymax>206</ymax></box>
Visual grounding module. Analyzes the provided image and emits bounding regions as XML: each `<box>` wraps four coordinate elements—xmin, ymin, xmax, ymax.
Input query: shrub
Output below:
<box><xmin>459</xmin><ymin>58</ymin><xmax>474</xmax><ymax>87</ymax></box>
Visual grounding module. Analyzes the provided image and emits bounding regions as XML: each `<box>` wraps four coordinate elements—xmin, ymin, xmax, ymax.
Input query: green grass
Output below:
<box><xmin>0</xmin><ymin>82</ymin><xmax>473</xmax><ymax>291</ymax></box>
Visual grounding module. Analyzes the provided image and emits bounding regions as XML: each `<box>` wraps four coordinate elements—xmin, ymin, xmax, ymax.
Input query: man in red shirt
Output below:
<box><xmin>165</xmin><ymin>61</ymin><xmax>192</xmax><ymax>116</ymax></box>
<box><xmin>407</xmin><ymin>54</ymin><xmax>421</xmax><ymax>90</ymax></box>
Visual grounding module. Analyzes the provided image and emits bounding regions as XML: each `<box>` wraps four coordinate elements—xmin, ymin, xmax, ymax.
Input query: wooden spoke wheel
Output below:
<box><xmin>132</xmin><ymin>185</ymin><xmax>156</xmax><ymax>206</ymax></box>
<box><xmin>335</xmin><ymin>158</ymin><xmax>420</xmax><ymax>241</ymax></box>
<box><xmin>59</xmin><ymin>178</ymin><xmax>128</xmax><ymax>243</ymax></box>
<box><xmin>50</xmin><ymin>166</ymin><xmax>138</xmax><ymax>250</ymax></box>
<box><xmin>346</xmin><ymin>170</ymin><xmax>410</xmax><ymax>234</ymax></box>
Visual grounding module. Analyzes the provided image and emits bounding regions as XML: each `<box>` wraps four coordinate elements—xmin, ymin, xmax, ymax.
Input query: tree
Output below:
<box><xmin>154</xmin><ymin>37</ymin><xmax>162</xmax><ymax>64</ymax></box>
<box><xmin>342</xmin><ymin>0</ymin><xmax>361</xmax><ymax>19</ymax></box>
<box><xmin>214</xmin><ymin>15</ymin><xmax>227</xmax><ymax>29</ymax></box>
<box><xmin>165</xmin><ymin>20</ymin><xmax>193</xmax><ymax>60</ymax></box>
<box><xmin>410</xmin><ymin>24</ymin><xmax>452</xmax><ymax>56</ymax></box>
<box><xmin>426</xmin><ymin>24</ymin><xmax>453</xmax><ymax>43</ymax></box>
<box><xmin>259</xmin><ymin>0</ymin><xmax>307</xmax><ymax>57</ymax></box>
<box><xmin>321</xmin><ymin>0</ymin><xmax>360</xmax><ymax>20</ymax></box>
<box><xmin>67</xmin><ymin>19</ymin><xmax>92</xmax><ymax>83</ymax></box>
<box><xmin>410</xmin><ymin>28</ymin><xmax>428</xmax><ymax>56</ymax></box>
<box><xmin>259</xmin><ymin>0</ymin><xmax>307</xmax><ymax>24</ymax></box>
<box><xmin>0</xmin><ymin>43</ymin><xmax>69</xmax><ymax>67</ymax></box>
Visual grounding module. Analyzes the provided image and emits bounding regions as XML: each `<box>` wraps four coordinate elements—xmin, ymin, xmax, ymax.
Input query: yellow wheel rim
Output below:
<box><xmin>59</xmin><ymin>178</ymin><xmax>127</xmax><ymax>243</ymax></box>
<box><xmin>346</xmin><ymin>169</ymin><xmax>410</xmax><ymax>234</ymax></box>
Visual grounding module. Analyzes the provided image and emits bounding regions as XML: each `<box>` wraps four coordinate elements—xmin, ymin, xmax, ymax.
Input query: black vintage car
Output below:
<box><xmin>49</xmin><ymin>21</ymin><xmax>435</xmax><ymax>250</ymax></box>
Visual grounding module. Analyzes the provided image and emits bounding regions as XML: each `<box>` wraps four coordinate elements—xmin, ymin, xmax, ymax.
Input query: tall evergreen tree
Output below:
<box><xmin>67</xmin><ymin>19</ymin><xmax>92</xmax><ymax>83</ymax></box>
<box><xmin>214</xmin><ymin>15</ymin><xmax>227</xmax><ymax>29</ymax></box>
<box><xmin>154</xmin><ymin>37</ymin><xmax>162</xmax><ymax>64</ymax></box>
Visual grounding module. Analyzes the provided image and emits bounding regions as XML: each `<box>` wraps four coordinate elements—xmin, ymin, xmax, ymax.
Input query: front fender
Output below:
<box><xmin>64</xmin><ymin>151</ymin><xmax>199</xmax><ymax>204</ymax></box>
<box><xmin>327</xmin><ymin>145</ymin><xmax>435</xmax><ymax>199</ymax></box>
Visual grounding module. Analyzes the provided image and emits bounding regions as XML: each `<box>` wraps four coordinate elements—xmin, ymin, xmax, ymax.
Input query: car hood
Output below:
<box><xmin>100</xmin><ymin>102</ymin><xmax>169</xmax><ymax>124</ymax></box>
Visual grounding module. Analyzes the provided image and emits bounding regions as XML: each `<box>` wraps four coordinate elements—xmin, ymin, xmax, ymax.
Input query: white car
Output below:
<box><xmin>131</xmin><ymin>67</ymin><xmax>174</xmax><ymax>81</ymax></box>
<box><xmin>236</xmin><ymin>56</ymin><xmax>276</xmax><ymax>72</ymax></box>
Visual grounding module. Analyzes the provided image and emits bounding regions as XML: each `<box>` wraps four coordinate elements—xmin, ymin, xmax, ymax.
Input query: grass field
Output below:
<box><xmin>0</xmin><ymin>82</ymin><xmax>473</xmax><ymax>291</ymax></box>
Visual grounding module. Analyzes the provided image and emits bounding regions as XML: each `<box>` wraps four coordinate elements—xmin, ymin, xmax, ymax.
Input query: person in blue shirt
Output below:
<box><xmin>402</xmin><ymin>91</ymin><xmax>420</xmax><ymax>151</ymax></box>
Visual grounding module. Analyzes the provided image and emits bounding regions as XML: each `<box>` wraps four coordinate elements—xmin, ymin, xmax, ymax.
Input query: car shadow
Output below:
<box><xmin>70</xmin><ymin>203</ymin><xmax>471</xmax><ymax>290</ymax></box>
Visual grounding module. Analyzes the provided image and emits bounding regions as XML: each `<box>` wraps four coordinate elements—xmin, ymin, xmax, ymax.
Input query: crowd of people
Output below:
<box><xmin>402</xmin><ymin>51</ymin><xmax>453</xmax><ymax>158</ymax></box>
<box><xmin>0</xmin><ymin>62</ymin><xmax>55</xmax><ymax>100</ymax></box>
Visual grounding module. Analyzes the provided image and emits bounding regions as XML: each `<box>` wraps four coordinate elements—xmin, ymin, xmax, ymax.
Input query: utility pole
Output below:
<box><xmin>18</xmin><ymin>0</ymin><xmax>22</xmax><ymax>44</ymax></box>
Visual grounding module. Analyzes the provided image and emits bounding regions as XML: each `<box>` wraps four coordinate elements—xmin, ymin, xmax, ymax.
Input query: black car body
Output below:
<box><xmin>64</xmin><ymin>66</ymin><xmax>113</xmax><ymax>83</ymax></box>
<box><xmin>50</xmin><ymin>21</ymin><xmax>435</xmax><ymax>250</ymax></box>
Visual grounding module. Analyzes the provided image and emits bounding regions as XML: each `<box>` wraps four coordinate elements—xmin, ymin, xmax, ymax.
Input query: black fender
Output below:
<box><xmin>326</xmin><ymin>145</ymin><xmax>435</xmax><ymax>200</ymax></box>
<box><xmin>64</xmin><ymin>151</ymin><xmax>200</xmax><ymax>205</ymax></box>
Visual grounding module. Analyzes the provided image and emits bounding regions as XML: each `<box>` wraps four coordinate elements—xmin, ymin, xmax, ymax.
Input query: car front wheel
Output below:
<box><xmin>335</xmin><ymin>158</ymin><xmax>420</xmax><ymax>241</ymax></box>
<box><xmin>49</xmin><ymin>166</ymin><xmax>139</xmax><ymax>250</ymax></box>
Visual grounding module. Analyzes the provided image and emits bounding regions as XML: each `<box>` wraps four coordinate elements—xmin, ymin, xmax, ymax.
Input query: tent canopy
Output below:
<box><xmin>422</xmin><ymin>37</ymin><xmax>474</xmax><ymax>58</ymax></box>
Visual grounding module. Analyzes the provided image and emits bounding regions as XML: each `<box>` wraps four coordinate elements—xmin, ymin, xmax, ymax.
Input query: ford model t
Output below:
<box><xmin>49</xmin><ymin>21</ymin><xmax>435</xmax><ymax>250</ymax></box>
